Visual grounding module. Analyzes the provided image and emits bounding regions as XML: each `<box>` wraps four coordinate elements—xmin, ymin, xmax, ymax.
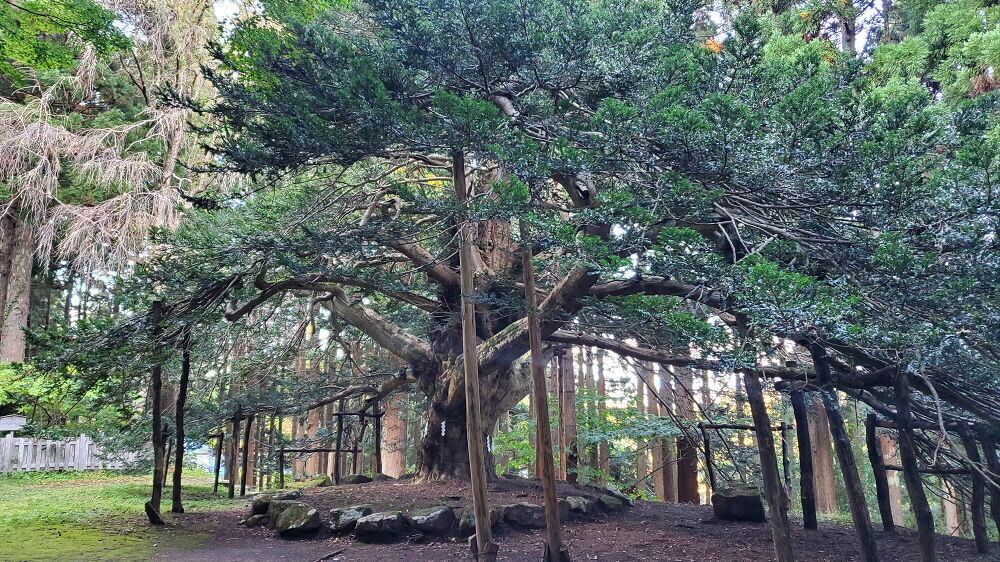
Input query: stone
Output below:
<box><xmin>240</xmin><ymin>514</ymin><xmax>268</xmax><ymax>528</ymax></box>
<box><xmin>457</xmin><ymin>506</ymin><xmax>502</xmax><ymax>537</ymax></box>
<box><xmin>267</xmin><ymin>499</ymin><xmax>304</xmax><ymax>528</ymax></box>
<box><xmin>371</xmin><ymin>472</ymin><xmax>394</xmax><ymax>482</ymax></box>
<box><xmin>354</xmin><ymin>511</ymin><xmax>410</xmax><ymax>542</ymax></box>
<box><xmin>711</xmin><ymin>487</ymin><xmax>766</xmax><ymax>523</ymax></box>
<box><xmin>300</xmin><ymin>474</ymin><xmax>333</xmax><ymax>488</ymax></box>
<box><xmin>407</xmin><ymin>505</ymin><xmax>457</xmax><ymax>534</ymax></box>
<box><xmin>274</xmin><ymin>502</ymin><xmax>322</xmax><ymax>537</ymax></box>
<box><xmin>566</xmin><ymin>495</ymin><xmax>596</xmax><ymax>516</ymax></box>
<box><xmin>603</xmin><ymin>485</ymin><xmax>634</xmax><ymax>506</ymax></box>
<box><xmin>250</xmin><ymin>490</ymin><xmax>302</xmax><ymax>515</ymax></box>
<box><xmin>597</xmin><ymin>494</ymin><xmax>624</xmax><ymax>512</ymax></box>
<box><xmin>340</xmin><ymin>474</ymin><xmax>373</xmax><ymax>484</ymax></box>
<box><xmin>557</xmin><ymin>498</ymin><xmax>570</xmax><ymax>522</ymax></box>
<box><xmin>502</xmin><ymin>503</ymin><xmax>546</xmax><ymax>528</ymax></box>
<box><xmin>330</xmin><ymin>504</ymin><xmax>374</xmax><ymax>532</ymax></box>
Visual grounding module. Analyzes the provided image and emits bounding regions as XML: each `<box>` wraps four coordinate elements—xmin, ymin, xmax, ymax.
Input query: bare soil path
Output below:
<box><xmin>157</xmin><ymin>479</ymin><xmax>993</xmax><ymax>562</ymax></box>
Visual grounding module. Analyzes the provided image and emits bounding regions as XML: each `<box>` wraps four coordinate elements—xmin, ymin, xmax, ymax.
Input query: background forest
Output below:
<box><xmin>1</xmin><ymin>0</ymin><xmax>999</xmax><ymax>560</ymax></box>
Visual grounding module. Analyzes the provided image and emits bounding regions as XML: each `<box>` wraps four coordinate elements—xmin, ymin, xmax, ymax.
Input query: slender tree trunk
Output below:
<box><xmin>382</xmin><ymin>394</ymin><xmax>408</xmax><ymax>478</ymax></box>
<box><xmin>808</xmin><ymin>396</ymin><xmax>838</xmax><ymax>514</ymax></box>
<box><xmin>744</xmin><ymin>371</ymin><xmax>794</xmax><ymax>562</ymax></box>
<box><xmin>642</xmin><ymin>363</ymin><xmax>665</xmax><ymax>500</ymax></box>
<box><xmin>810</xmin><ymin>343</ymin><xmax>878</xmax><ymax>562</ymax></box>
<box><xmin>0</xmin><ymin>216</ymin><xmax>33</xmax><ymax>362</ymax></box>
<box><xmin>0</xmin><ymin>212</ymin><xmax>14</xmax><ymax>317</ymax></box>
<box><xmin>145</xmin><ymin>301</ymin><xmax>166</xmax><ymax>524</ymax></box>
<box><xmin>977</xmin><ymin>429</ymin><xmax>1000</xmax><ymax>532</ymax></box>
<box><xmin>596</xmin><ymin>349</ymin><xmax>609</xmax><ymax>473</ymax></box>
<box><xmin>790</xmin><ymin>389</ymin><xmax>818</xmax><ymax>529</ymax></box>
<box><xmin>895</xmin><ymin>369</ymin><xmax>936</xmax><ymax>562</ymax></box>
<box><xmin>675</xmin><ymin>367</ymin><xmax>699</xmax><ymax>503</ymax></box>
<box><xmin>635</xmin><ymin>369</ymin><xmax>648</xmax><ymax>487</ymax></box>
<box><xmin>659</xmin><ymin>366</ymin><xmax>677</xmax><ymax>502</ymax></box>
<box><xmin>866</xmin><ymin>413</ymin><xmax>895</xmax><ymax>531</ymax></box>
<box><xmin>171</xmin><ymin>330</ymin><xmax>192</xmax><ymax>513</ymax></box>
<box><xmin>561</xmin><ymin>348</ymin><xmax>578</xmax><ymax>483</ymax></box>
<box><xmin>585</xmin><ymin>347</ymin><xmax>598</xmax><ymax>472</ymax></box>
<box><xmin>880</xmin><ymin>434</ymin><xmax>906</xmax><ymax>524</ymax></box>
<box><xmin>941</xmin><ymin>479</ymin><xmax>961</xmax><ymax>536</ymax></box>
<box><xmin>958</xmin><ymin>423</ymin><xmax>989</xmax><ymax>554</ymax></box>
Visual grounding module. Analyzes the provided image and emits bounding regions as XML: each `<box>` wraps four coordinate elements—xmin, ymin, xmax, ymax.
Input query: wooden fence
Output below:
<box><xmin>0</xmin><ymin>434</ymin><xmax>137</xmax><ymax>473</ymax></box>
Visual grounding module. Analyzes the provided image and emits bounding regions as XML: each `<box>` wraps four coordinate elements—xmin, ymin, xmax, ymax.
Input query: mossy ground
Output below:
<box><xmin>0</xmin><ymin>470</ymin><xmax>233</xmax><ymax>561</ymax></box>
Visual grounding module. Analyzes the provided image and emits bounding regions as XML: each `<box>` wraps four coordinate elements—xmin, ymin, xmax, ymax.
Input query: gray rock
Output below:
<box><xmin>267</xmin><ymin>499</ymin><xmax>304</xmax><ymax>528</ymax></box>
<box><xmin>407</xmin><ymin>505</ymin><xmax>457</xmax><ymax>534</ymax></box>
<box><xmin>354</xmin><ymin>511</ymin><xmax>410</xmax><ymax>542</ymax></box>
<box><xmin>457</xmin><ymin>507</ymin><xmax>502</xmax><ymax>537</ymax></box>
<box><xmin>712</xmin><ymin>487</ymin><xmax>766</xmax><ymax>523</ymax></box>
<box><xmin>597</xmin><ymin>494</ymin><xmax>624</xmax><ymax>512</ymax></box>
<box><xmin>557</xmin><ymin>498</ymin><xmax>570</xmax><ymax>522</ymax></box>
<box><xmin>300</xmin><ymin>474</ymin><xmax>332</xmax><ymax>488</ymax></box>
<box><xmin>502</xmin><ymin>503</ymin><xmax>546</xmax><ymax>528</ymax></box>
<box><xmin>371</xmin><ymin>472</ymin><xmax>395</xmax><ymax>482</ymax></box>
<box><xmin>275</xmin><ymin>502</ymin><xmax>322</xmax><ymax>537</ymax></box>
<box><xmin>603</xmin><ymin>485</ymin><xmax>634</xmax><ymax>506</ymax></box>
<box><xmin>340</xmin><ymin>474</ymin><xmax>373</xmax><ymax>484</ymax></box>
<box><xmin>566</xmin><ymin>495</ymin><xmax>596</xmax><ymax>516</ymax></box>
<box><xmin>250</xmin><ymin>490</ymin><xmax>302</xmax><ymax>515</ymax></box>
<box><xmin>330</xmin><ymin>504</ymin><xmax>374</xmax><ymax>531</ymax></box>
<box><xmin>240</xmin><ymin>513</ymin><xmax>269</xmax><ymax>527</ymax></box>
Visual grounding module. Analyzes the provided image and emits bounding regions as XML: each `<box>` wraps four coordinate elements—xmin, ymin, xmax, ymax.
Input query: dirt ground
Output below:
<box><xmin>153</xmin><ymin>478</ymin><xmax>995</xmax><ymax>562</ymax></box>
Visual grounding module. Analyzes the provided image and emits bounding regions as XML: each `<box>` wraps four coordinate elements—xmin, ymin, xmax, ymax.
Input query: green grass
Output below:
<box><xmin>0</xmin><ymin>469</ymin><xmax>235</xmax><ymax>561</ymax></box>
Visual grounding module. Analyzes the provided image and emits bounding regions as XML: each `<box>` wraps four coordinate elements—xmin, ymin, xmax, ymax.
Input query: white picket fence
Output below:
<box><xmin>0</xmin><ymin>434</ymin><xmax>136</xmax><ymax>473</ymax></box>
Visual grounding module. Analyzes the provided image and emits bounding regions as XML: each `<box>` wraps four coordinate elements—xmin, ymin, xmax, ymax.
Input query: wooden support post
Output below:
<box><xmin>810</xmin><ymin>343</ymin><xmax>878</xmax><ymax>562</ymax></box>
<box><xmin>865</xmin><ymin>413</ymin><xmax>895</xmax><ymax>532</ymax></box>
<box><xmin>958</xmin><ymin>422</ymin><xmax>989</xmax><ymax>554</ymax></box>
<box><xmin>171</xmin><ymin>330</ymin><xmax>192</xmax><ymax>513</ymax></box>
<box><xmin>596</xmin><ymin>350</ymin><xmax>609</xmax><ymax>473</ymax></box>
<box><xmin>780</xmin><ymin>424</ymin><xmax>792</xmax><ymax>503</ymax></box>
<box><xmin>895</xmin><ymin>369</ymin><xmax>936</xmax><ymax>562</ymax></box>
<box><xmin>334</xmin><ymin>411</ymin><xmax>344</xmax><ymax>485</ymax></box>
<box><xmin>240</xmin><ymin>414</ymin><xmax>254</xmax><ymax>497</ymax></box>
<box><xmin>977</xmin><ymin>429</ymin><xmax>1000</xmax><ymax>532</ymax></box>
<box><xmin>278</xmin><ymin>446</ymin><xmax>286</xmax><ymax>489</ymax></box>
<box><xmin>744</xmin><ymin>371</ymin><xmax>794</xmax><ymax>562</ymax></box>
<box><xmin>145</xmin><ymin>300</ymin><xmax>166</xmax><ymax>525</ymax></box>
<box><xmin>373</xmin><ymin>400</ymin><xmax>383</xmax><ymax>475</ymax></box>
<box><xmin>229</xmin><ymin>408</ymin><xmax>241</xmax><ymax>500</ymax></box>
<box><xmin>789</xmin><ymin>389</ymin><xmax>817</xmax><ymax>530</ymax></box>
<box><xmin>453</xmin><ymin>150</ymin><xmax>497</xmax><ymax>561</ymax></box>
<box><xmin>521</xmin><ymin>220</ymin><xmax>568</xmax><ymax>562</ymax></box>
<box><xmin>700</xmin><ymin>423</ymin><xmax>716</xmax><ymax>493</ymax></box>
<box><xmin>213</xmin><ymin>433</ymin><xmax>224</xmax><ymax>495</ymax></box>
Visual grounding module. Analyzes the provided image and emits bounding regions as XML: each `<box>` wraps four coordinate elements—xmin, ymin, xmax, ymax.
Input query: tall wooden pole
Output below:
<box><xmin>958</xmin><ymin>423</ymin><xmax>990</xmax><ymax>554</ymax></box>
<box><xmin>744</xmin><ymin>371</ymin><xmax>794</xmax><ymax>562</ymax></box>
<box><xmin>895</xmin><ymin>369</ymin><xmax>936</xmax><ymax>562</ymax></box>
<box><xmin>240</xmin><ymin>414</ymin><xmax>254</xmax><ymax>497</ymax></box>
<box><xmin>171</xmin><ymin>329</ymin><xmax>192</xmax><ymax>513</ymax></box>
<box><xmin>521</xmin><ymin>220</ymin><xmax>568</xmax><ymax>561</ymax></box>
<box><xmin>977</xmin><ymin>429</ymin><xmax>1000</xmax><ymax>531</ymax></box>
<box><xmin>810</xmin><ymin>343</ymin><xmax>878</xmax><ymax>562</ymax></box>
<box><xmin>596</xmin><ymin>350</ymin><xmax>609</xmax><ymax>473</ymax></box>
<box><xmin>561</xmin><ymin>348</ymin><xmax>579</xmax><ymax>484</ymax></box>
<box><xmin>789</xmin><ymin>389</ymin><xmax>817</xmax><ymax>529</ymax></box>
<box><xmin>453</xmin><ymin>151</ymin><xmax>497</xmax><ymax>561</ymax></box>
<box><xmin>865</xmin><ymin>413</ymin><xmax>895</xmax><ymax>532</ymax></box>
<box><xmin>229</xmin><ymin>408</ymin><xmax>241</xmax><ymax>499</ymax></box>
<box><xmin>213</xmin><ymin>433</ymin><xmax>224</xmax><ymax>494</ymax></box>
<box><xmin>145</xmin><ymin>300</ymin><xmax>166</xmax><ymax>525</ymax></box>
